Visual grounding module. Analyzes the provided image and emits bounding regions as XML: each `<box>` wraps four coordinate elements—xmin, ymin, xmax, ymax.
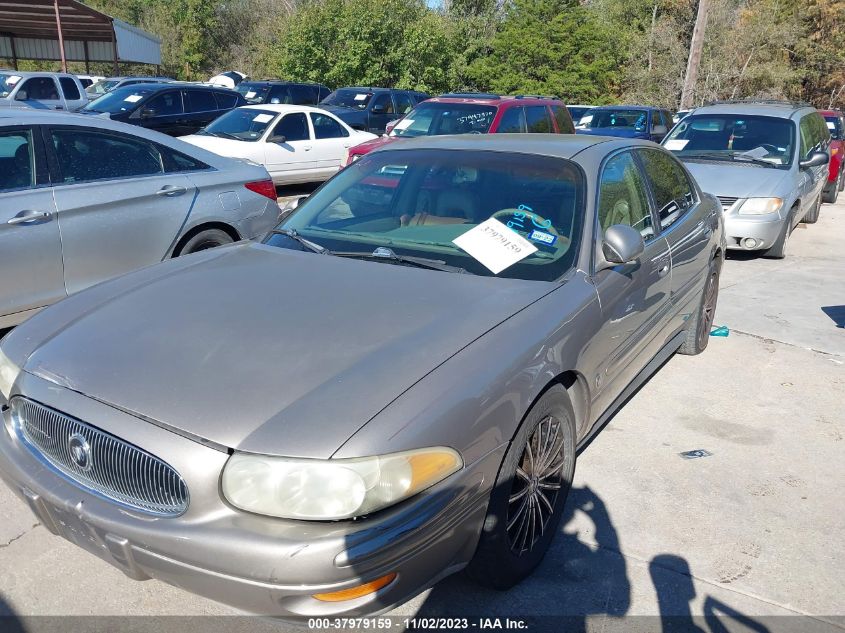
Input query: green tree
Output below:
<box><xmin>467</xmin><ymin>0</ymin><xmax>621</xmax><ymax>103</ymax></box>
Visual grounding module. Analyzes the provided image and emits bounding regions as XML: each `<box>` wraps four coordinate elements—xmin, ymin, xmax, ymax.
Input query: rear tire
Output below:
<box><xmin>466</xmin><ymin>386</ymin><xmax>576</xmax><ymax>590</ymax></box>
<box><xmin>177</xmin><ymin>229</ymin><xmax>234</xmax><ymax>255</ymax></box>
<box><xmin>679</xmin><ymin>258</ymin><xmax>721</xmax><ymax>356</ymax></box>
<box><xmin>823</xmin><ymin>183</ymin><xmax>838</xmax><ymax>204</ymax></box>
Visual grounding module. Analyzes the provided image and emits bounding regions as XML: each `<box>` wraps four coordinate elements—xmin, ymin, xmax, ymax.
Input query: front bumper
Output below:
<box><xmin>722</xmin><ymin>204</ymin><xmax>786</xmax><ymax>251</ymax></box>
<box><xmin>0</xmin><ymin>373</ymin><xmax>499</xmax><ymax>618</ymax></box>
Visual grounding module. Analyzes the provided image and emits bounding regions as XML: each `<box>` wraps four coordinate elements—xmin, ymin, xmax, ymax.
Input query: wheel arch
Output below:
<box><xmin>172</xmin><ymin>222</ymin><xmax>241</xmax><ymax>257</ymax></box>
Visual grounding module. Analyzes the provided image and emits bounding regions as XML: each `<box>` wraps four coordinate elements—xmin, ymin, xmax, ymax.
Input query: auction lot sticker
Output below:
<box><xmin>453</xmin><ymin>218</ymin><xmax>537</xmax><ymax>274</ymax></box>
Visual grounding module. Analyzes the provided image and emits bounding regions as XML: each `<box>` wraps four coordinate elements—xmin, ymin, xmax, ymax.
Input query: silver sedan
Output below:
<box><xmin>0</xmin><ymin>110</ymin><xmax>281</xmax><ymax>328</ymax></box>
<box><xmin>0</xmin><ymin>135</ymin><xmax>725</xmax><ymax>618</ymax></box>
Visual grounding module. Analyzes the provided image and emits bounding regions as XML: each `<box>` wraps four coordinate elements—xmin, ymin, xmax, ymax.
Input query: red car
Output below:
<box><xmin>820</xmin><ymin>109</ymin><xmax>844</xmax><ymax>203</ymax></box>
<box><xmin>345</xmin><ymin>93</ymin><xmax>575</xmax><ymax>164</ymax></box>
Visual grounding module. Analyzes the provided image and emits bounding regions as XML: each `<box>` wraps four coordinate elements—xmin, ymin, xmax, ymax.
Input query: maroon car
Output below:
<box><xmin>820</xmin><ymin>109</ymin><xmax>844</xmax><ymax>203</ymax></box>
<box><xmin>345</xmin><ymin>93</ymin><xmax>575</xmax><ymax>164</ymax></box>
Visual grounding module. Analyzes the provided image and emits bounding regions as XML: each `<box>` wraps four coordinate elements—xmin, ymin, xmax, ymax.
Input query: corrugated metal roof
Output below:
<box><xmin>0</xmin><ymin>0</ymin><xmax>160</xmax><ymax>64</ymax></box>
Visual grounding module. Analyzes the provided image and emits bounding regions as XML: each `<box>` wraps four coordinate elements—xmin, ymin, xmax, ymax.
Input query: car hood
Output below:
<box><xmin>18</xmin><ymin>243</ymin><xmax>552</xmax><ymax>458</ymax></box>
<box><xmin>320</xmin><ymin>105</ymin><xmax>366</xmax><ymax>119</ymax></box>
<box><xmin>578</xmin><ymin>127</ymin><xmax>647</xmax><ymax>138</ymax></box>
<box><xmin>350</xmin><ymin>135</ymin><xmax>397</xmax><ymax>154</ymax></box>
<box><xmin>680</xmin><ymin>160</ymin><xmax>791</xmax><ymax>198</ymax></box>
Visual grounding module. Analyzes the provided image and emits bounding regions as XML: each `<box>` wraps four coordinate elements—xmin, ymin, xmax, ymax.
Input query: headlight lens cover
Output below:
<box><xmin>222</xmin><ymin>447</ymin><xmax>462</xmax><ymax>520</ymax></box>
<box><xmin>0</xmin><ymin>347</ymin><xmax>21</xmax><ymax>401</ymax></box>
<box><xmin>738</xmin><ymin>197</ymin><xmax>783</xmax><ymax>215</ymax></box>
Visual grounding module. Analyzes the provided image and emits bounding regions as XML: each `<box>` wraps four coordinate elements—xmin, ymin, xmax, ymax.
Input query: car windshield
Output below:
<box><xmin>578</xmin><ymin>108</ymin><xmax>648</xmax><ymax>131</ymax></box>
<box><xmin>200</xmin><ymin>108</ymin><xmax>277</xmax><ymax>141</ymax></box>
<box><xmin>663</xmin><ymin>114</ymin><xmax>795</xmax><ymax>166</ymax></box>
<box><xmin>83</xmin><ymin>86</ymin><xmax>154</xmax><ymax>113</ymax></box>
<box><xmin>236</xmin><ymin>83</ymin><xmax>270</xmax><ymax>104</ymax></box>
<box><xmin>87</xmin><ymin>79</ymin><xmax>121</xmax><ymax>95</ymax></box>
<box><xmin>824</xmin><ymin>115</ymin><xmax>843</xmax><ymax>140</ymax></box>
<box><xmin>0</xmin><ymin>73</ymin><xmax>23</xmax><ymax>97</ymax></box>
<box><xmin>266</xmin><ymin>149</ymin><xmax>584</xmax><ymax>282</ymax></box>
<box><xmin>390</xmin><ymin>103</ymin><xmax>496</xmax><ymax>137</ymax></box>
<box><xmin>321</xmin><ymin>89</ymin><xmax>373</xmax><ymax>109</ymax></box>
<box><xmin>567</xmin><ymin>106</ymin><xmax>592</xmax><ymax>122</ymax></box>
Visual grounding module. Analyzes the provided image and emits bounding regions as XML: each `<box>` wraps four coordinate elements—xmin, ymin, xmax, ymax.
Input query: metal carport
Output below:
<box><xmin>0</xmin><ymin>0</ymin><xmax>161</xmax><ymax>74</ymax></box>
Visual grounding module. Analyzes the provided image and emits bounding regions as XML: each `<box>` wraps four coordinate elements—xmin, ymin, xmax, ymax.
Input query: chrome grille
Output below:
<box><xmin>13</xmin><ymin>398</ymin><xmax>188</xmax><ymax>516</ymax></box>
<box><xmin>717</xmin><ymin>196</ymin><xmax>738</xmax><ymax>211</ymax></box>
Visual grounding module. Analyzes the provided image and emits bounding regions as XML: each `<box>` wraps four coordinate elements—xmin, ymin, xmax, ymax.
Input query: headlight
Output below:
<box><xmin>0</xmin><ymin>347</ymin><xmax>21</xmax><ymax>400</ymax></box>
<box><xmin>222</xmin><ymin>447</ymin><xmax>462</xmax><ymax>520</ymax></box>
<box><xmin>738</xmin><ymin>197</ymin><xmax>783</xmax><ymax>215</ymax></box>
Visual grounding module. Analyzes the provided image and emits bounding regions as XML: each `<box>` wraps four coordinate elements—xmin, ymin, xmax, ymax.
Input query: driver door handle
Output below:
<box><xmin>303</xmin><ymin>145</ymin><xmax>312</xmax><ymax>151</ymax></box>
<box><xmin>156</xmin><ymin>185</ymin><xmax>187</xmax><ymax>197</ymax></box>
<box><xmin>8</xmin><ymin>210</ymin><xmax>52</xmax><ymax>225</ymax></box>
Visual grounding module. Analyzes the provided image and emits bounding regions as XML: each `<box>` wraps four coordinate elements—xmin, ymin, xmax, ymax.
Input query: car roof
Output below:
<box><xmin>589</xmin><ymin>104</ymin><xmax>657</xmax><ymax>110</ymax></box>
<box><xmin>0</xmin><ymin>70</ymin><xmax>75</xmax><ymax>78</ymax></box>
<box><xmin>239</xmin><ymin>104</ymin><xmax>326</xmax><ymax>114</ymax></box>
<box><xmin>690</xmin><ymin>102</ymin><xmax>813</xmax><ymax>119</ymax></box>
<box><xmin>368</xmin><ymin>132</ymin><xmax>653</xmax><ymax>159</ymax></box>
<box><xmin>818</xmin><ymin>109</ymin><xmax>843</xmax><ymax>117</ymax></box>
<box><xmin>334</xmin><ymin>87</ymin><xmax>420</xmax><ymax>93</ymax></box>
<box><xmin>242</xmin><ymin>80</ymin><xmax>326</xmax><ymax>86</ymax></box>
<box><xmin>425</xmin><ymin>95</ymin><xmax>565</xmax><ymax>106</ymax></box>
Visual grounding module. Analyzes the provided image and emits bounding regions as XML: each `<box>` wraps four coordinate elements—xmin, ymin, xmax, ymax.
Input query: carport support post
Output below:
<box><xmin>83</xmin><ymin>40</ymin><xmax>90</xmax><ymax>74</ymax></box>
<box><xmin>53</xmin><ymin>0</ymin><xmax>67</xmax><ymax>73</ymax></box>
<box><xmin>9</xmin><ymin>34</ymin><xmax>17</xmax><ymax>70</ymax></box>
<box><xmin>110</xmin><ymin>25</ymin><xmax>118</xmax><ymax>75</ymax></box>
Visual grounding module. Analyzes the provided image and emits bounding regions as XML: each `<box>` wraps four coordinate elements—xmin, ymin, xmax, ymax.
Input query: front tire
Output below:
<box><xmin>679</xmin><ymin>257</ymin><xmax>721</xmax><ymax>356</ymax></box>
<box><xmin>804</xmin><ymin>194</ymin><xmax>821</xmax><ymax>223</ymax></box>
<box><xmin>466</xmin><ymin>386</ymin><xmax>576</xmax><ymax>589</ymax></box>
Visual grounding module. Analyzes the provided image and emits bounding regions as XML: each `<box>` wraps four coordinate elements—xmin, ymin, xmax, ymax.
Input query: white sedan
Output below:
<box><xmin>182</xmin><ymin>105</ymin><xmax>377</xmax><ymax>185</ymax></box>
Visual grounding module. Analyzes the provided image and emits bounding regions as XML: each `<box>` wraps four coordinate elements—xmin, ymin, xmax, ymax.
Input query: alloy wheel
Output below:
<box><xmin>506</xmin><ymin>416</ymin><xmax>567</xmax><ymax>556</ymax></box>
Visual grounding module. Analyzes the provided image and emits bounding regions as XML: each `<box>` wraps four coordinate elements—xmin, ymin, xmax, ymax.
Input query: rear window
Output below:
<box><xmin>59</xmin><ymin>77</ymin><xmax>81</xmax><ymax>101</ymax></box>
<box><xmin>215</xmin><ymin>91</ymin><xmax>240</xmax><ymax>109</ymax></box>
<box><xmin>551</xmin><ymin>106</ymin><xmax>575</xmax><ymax>134</ymax></box>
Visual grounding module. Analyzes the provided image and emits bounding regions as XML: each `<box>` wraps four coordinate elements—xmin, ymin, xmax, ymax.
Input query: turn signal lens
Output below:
<box><xmin>313</xmin><ymin>573</ymin><xmax>397</xmax><ymax>602</ymax></box>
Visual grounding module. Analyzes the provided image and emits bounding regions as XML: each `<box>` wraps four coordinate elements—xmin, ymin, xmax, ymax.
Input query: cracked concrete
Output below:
<box><xmin>0</xmin><ymin>198</ymin><xmax>842</xmax><ymax>630</ymax></box>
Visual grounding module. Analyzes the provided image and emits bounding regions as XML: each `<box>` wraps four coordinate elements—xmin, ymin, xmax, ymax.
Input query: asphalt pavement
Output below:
<box><xmin>1</xmin><ymin>198</ymin><xmax>843</xmax><ymax>632</ymax></box>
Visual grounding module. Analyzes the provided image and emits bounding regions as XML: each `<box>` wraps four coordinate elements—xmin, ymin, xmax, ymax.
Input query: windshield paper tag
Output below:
<box><xmin>529</xmin><ymin>230</ymin><xmax>556</xmax><ymax>245</ymax></box>
<box><xmin>245</xmin><ymin>91</ymin><xmax>257</xmax><ymax>98</ymax></box>
<box><xmin>393</xmin><ymin>118</ymin><xmax>413</xmax><ymax>130</ymax></box>
<box><xmin>124</xmin><ymin>94</ymin><xmax>143</xmax><ymax>103</ymax></box>
<box><xmin>664</xmin><ymin>139</ymin><xmax>689</xmax><ymax>150</ymax></box>
<box><xmin>453</xmin><ymin>218</ymin><xmax>537</xmax><ymax>274</ymax></box>
<box><xmin>253</xmin><ymin>113</ymin><xmax>273</xmax><ymax>123</ymax></box>
<box><xmin>354</xmin><ymin>93</ymin><xmax>368</xmax><ymax>101</ymax></box>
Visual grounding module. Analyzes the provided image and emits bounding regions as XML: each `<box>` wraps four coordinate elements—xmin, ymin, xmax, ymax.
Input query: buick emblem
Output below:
<box><xmin>67</xmin><ymin>433</ymin><xmax>92</xmax><ymax>472</ymax></box>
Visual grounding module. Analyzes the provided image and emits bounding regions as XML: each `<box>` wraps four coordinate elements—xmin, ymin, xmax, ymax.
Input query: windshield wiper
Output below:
<box><xmin>728</xmin><ymin>152</ymin><xmax>778</xmax><ymax>167</ymax></box>
<box><xmin>331</xmin><ymin>247</ymin><xmax>470</xmax><ymax>274</ymax></box>
<box><xmin>269</xmin><ymin>228</ymin><xmax>330</xmax><ymax>254</ymax></box>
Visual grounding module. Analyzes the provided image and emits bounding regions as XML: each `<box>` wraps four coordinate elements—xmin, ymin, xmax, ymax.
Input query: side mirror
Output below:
<box><xmin>278</xmin><ymin>195</ymin><xmax>307</xmax><ymax>221</ymax></box>
<box><xmin>799</xmin><ymin>151</ymin><xmax>829</xmax><ymax>169</ymax></box>
<box><xmin>602</xmin><ymin>224</ymin><xmax>645</xmax><ymax>265</ymax></box>
<box><xmin>140</xmin><ymin>107</ymin><xmax>156</xmax><ymax>119</ymax></box>
<box><xmin>267</xmin><ymin>135</ymin><xmax>286</xmax><ymax>144</ymax></box>
<box><xmin>385</xmin><ymin>119</ymin><xmax>399</xmax><ymax>135</ymax></box>
<box><xmin>14</xmin><ymin>89</ymin><xmax>28</xmax><ymax>101</ymax></box>
<box><xmin>371</xmin><ymin>103</ymin><xmax>387</xmax><ymax>114</ymax></box>
<box><xmin>652</xmin><ymin>124</ymin><xmax>668</xmax><ymax>136</ymax></box>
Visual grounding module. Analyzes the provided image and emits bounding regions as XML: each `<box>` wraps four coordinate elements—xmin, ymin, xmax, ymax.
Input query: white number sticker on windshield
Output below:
<box><xmin>354</xmin><ymin>94</ymin><xmax>368</xmax><ymax>101</ymax></box>
<box><xmin>245</xmin><ymin>91</ymin><xmax>257</xmax><ymax>98</ymax></box>
<box><xmin>664</xmin><ymin>139</ymin><xmax>689</xmax><ymax>150</ymax></box>
<box><xmin>393</xmin><ymin>118</ymin><xmax>413</xmax><ymax>130</ymax></box>
<box><xmin>124</xmin><ymin>95</ymin><xmax>143</xmax><ymax>103</ymax></box>
<box><xmin>453</xmin><ymin>218</ymin><xmax>537</xmax><ymax>274</ymax></box>
<box><xmin>253</xmin><ymin>113</ymin><xmax>274</xmax><ymax>123</ymax></box>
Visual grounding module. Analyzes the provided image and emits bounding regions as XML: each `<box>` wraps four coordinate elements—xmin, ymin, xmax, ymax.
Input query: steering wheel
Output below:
<box><xmin>491</xmin><ymin>208</ymin><xmax>561</xmax><ymax>238</ymax></box>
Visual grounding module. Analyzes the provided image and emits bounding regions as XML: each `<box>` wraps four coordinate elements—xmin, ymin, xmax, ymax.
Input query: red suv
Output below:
<box><xmin>345</xmin><ymin>93</ymin><xmax>575</xmax><ymax>164</ymax></box>
<box><xmin>820</xmin><ymin>109</ymin><xmax>844</xmax><ymax>203</ymax></box>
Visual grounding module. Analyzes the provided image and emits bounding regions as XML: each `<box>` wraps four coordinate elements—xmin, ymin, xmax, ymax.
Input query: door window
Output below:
<box><xmin>185</xmin><ymin>90</ymin><xmax>217</xmax><ymax>113</ymax></box>
<box><xmin>288</xmin><ymin>84</ymin><xmax>316</xmax><ymax>105</ymax></box>
<box><xmin>637</xmin><ymin>149</ymin><xmax>695</xmax><ymax>230</ymax></box>
<box><xmin>51</xmin><ymin>129</ymin><xmax>164</xmax><ymax>183</ymax></box>
<box><xmin>214</xmin><ymin>91</ymin><xmax>240</xmax><ymax>109</ymax></box>
<box><xmin>268</xmin><ymin>85</ymin><xmax>291</xmax><ymax>104</ymax></box>
<box><xmin>17</xmin><ymin>77</ymin><xmax>59</xmax><ymax>100</ymax></box>
<box><xmin>146</xmin><ymin>91</ymin><xmax>183</xmax><ymax>115</ymax></box>
<box><xmin>597</xmin><ymin>151</ymin><xmax>654</xmax><ymax>240</ymax></box>
<box><xmin>272</xmin><ymin>113</ymin><xmax>310</xmax><ymax>142</ymax></box>
<box><xmin>371</xmin><ymin>93</ymin><xmax>394</xmax><ymax>114</ymax></box>
<box><xmin>496</xmin><ymin>107</ymin><xmax>526</xmax><ymax>133</ymax></box>
<box><xmin>158</xmin><ymin>144</ymin><xmax>211</xmax><ymax>173</ymax></box>
<box><xmin>59</xmin><ymin>77</ymin><xmax>81</xmax><ymax>101</ymax></box>
<box><xmin>525</xmin><ymin>106</ymin><xmax>553</xmax><ymax>132</ymax></box>
<box><xmin>0</xmin><ymin>130</ymin><xmax>34</xmax><ymax>191</ymax></box>
<box><xmin>551</xmin><ymin>106</ymin><xmax>575</xmax><ymax>134</ymax></box>
<box><xmin>395</xmin><ymin>92</ymin><xmax>414</xmax><ymax>115</ymax></box>
<box><xmin>310</xmin><ymin>113</ymin><xmax>348</xmax><ymax>139</ymax></box>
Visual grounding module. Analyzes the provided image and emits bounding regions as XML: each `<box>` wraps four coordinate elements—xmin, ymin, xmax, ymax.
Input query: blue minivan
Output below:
<box><xmin>575</xmin><ymin>105</ymin><xmax>673</xmax><ymax>143</ymax></box>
